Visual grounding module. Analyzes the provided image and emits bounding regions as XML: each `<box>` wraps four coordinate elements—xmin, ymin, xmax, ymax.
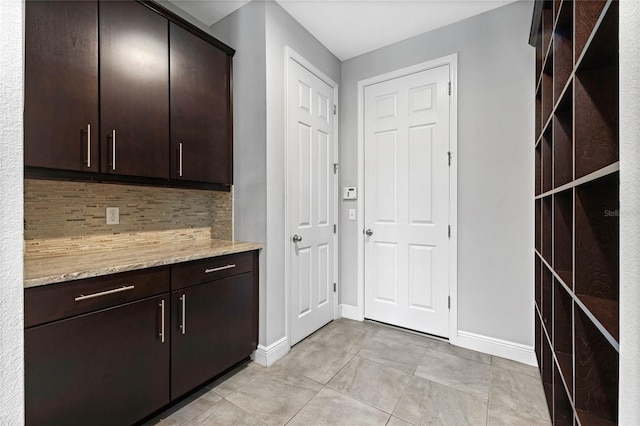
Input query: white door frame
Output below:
<box><xmin>356</xmin><ymin>54</ymin><xmax>458</xmax><ymax>344</ymax></box>
<box><xmin>284</xmin><ymin>46</ymin><xmax>340</xmax><ymax>345</ymax></box>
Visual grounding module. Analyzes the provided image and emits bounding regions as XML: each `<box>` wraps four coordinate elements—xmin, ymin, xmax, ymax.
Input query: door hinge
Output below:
<box><xmin>448</xmin><ymin>82</ymin><xmax>451</xmax><ymax>96</ymax></box>
<box><xmin>333</xmin><ymin>224</ymin><xmax>337</xmax><ymax>234</ymax></box>
<box><xmin>447</xmin><ymin>151</ymin><xmax>451</xmax><ymax>166</ymax></box>
<box><xmin>334</xmin><ymin>163</ymin><xmax>339</xmax><ymax>174</ymax></box>
<box><xmin>448</xmin><ymin>296</ymin><xmax>451</xmax><ymax>309</ymax></box>
<box><xmin>333</xmin><ymin>105</ymin><xmax>337</xmax><ymax>115</ymax></box>
<box><xmin>448</xmin><ymin>225</ymin><xmax>451</xmax><ymax>239</ymax></box>
<box><xmin>333</xmin><ymin>283</ymin><xmax>337</xmax><ymax>293</ymax></box>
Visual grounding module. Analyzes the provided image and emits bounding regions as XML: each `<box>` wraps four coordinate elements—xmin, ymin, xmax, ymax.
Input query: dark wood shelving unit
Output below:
<box><xmin>530</xmin><ymin>1</ymin><xmax>619</xmax><ymax>424</ymax></box>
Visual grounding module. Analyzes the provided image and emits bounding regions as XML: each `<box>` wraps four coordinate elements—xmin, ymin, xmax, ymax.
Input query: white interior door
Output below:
<box><xmin>364</xmin><ymin>65</ymin><xmax>451</xmax><ymax>338</ymax></box>
<box><xmin>288</xmin><ymin>57</ymin><xmax>336</xmax><ymax>346</ymax></box>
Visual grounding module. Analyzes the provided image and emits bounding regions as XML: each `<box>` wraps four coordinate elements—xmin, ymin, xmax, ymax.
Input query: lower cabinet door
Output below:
<box><xmin>171</xmin><ymin>272</ymin><xmax>255</xmax><ymax>399</ymax></box>
<box><xmin>25</xmin><ymin>295</ymin><xmax>170</xmax><ymax>426</ymax></box>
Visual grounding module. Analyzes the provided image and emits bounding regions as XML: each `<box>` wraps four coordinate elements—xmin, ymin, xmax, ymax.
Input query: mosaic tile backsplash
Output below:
<box><xmin>24</xmin><ymin>179</ymin><xmax>233</xmax><ymax>256</ymax></box>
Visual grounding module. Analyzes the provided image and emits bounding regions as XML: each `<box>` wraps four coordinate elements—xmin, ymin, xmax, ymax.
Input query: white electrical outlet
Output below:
<box><xmin>106</xmin><ymin>207</ymin><xmax>119</xmax><ymax>225</ymax></box>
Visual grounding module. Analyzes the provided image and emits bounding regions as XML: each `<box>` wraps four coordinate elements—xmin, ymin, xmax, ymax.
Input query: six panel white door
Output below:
<box><xmin>364</xmin><ymin>65</ymin><xmax>451</xmax><ymax>338</ymax></box>
<box><xmin>289</xmin><ymin>58</ymin><xmax>335</xmax><ymax>345</ymax></box>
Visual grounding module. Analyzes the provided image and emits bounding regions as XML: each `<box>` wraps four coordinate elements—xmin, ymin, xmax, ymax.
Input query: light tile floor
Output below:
<box><xmin>145</xmin><ymin>319</ymin><xmax>551</xmax><ymax>426</ymax></box>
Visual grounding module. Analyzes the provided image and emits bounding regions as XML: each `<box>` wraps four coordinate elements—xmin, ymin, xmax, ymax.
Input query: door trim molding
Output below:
<box><xmin>356</xmin><ymin>54</ymin><xmax>458</xmax><ymax>344</ymax></box>
<box><xmin>284</xmin><ymin>46</ymin><xmax>340</xmax><ymax>346</ymax></box>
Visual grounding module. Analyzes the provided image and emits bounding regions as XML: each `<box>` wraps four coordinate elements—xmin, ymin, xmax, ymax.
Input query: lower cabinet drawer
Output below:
<box><xmin>25</xmin><ymin>266</ymin><xmax>170</xmax><ymax>328</ymax></box>
<box><xmin>171</xmin><ymin>251</ymin><xmax>253</xmax><ymax>290</ymax></box>
<box><xmin>25</xmin><ymin>294</ymin><xmax>170</xmax><ymax>426</ymax></box>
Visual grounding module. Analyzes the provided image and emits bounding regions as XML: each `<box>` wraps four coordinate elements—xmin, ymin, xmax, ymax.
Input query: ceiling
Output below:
<box><xmin>169</xmin><ymin>0</ymin><xmax>519</xmax><ymax>60</ymax></box>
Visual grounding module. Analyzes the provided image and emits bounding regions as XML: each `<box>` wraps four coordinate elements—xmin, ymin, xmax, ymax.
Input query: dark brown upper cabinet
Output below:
<box><xmin>24</xmin><ymin>1</ymin><xmax>234</xmax><ymax>188</ymax></box>
<box><xmin>170</xmin><ymin>22</ymin><xmax>232</xmax><ymax>185</ymax></box>
<box><xmin>99</xmin><ymin>1</ymin><xmax>169</xmax><ymax>179</ymax></box>
<box><xmin>24</xmin><ymin>1</ymin><xmax>99</xmax><ymax>172</ymax></box>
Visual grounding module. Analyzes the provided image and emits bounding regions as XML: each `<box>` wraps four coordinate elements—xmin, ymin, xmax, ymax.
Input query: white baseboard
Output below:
<box><xmin>339</xmin><ymin>304</ymin><xmax>361</xmax><ymax>321</ymax></box>
<box><xmin>253</xmin><ymin>336</ymin><xmax>290</xmax><ymax>367</ymax></box>
<box><xmin>457</xmin><ymin>330</ymin><xmax>537</xmax><ymax>366</ymax></box>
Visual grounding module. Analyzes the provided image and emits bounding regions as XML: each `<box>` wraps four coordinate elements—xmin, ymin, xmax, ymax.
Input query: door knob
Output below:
<box><xmin>292</xmin><ymin>234</ymin><xmax>303</xmax><ymax>243</ymax></box>
<box><xmin>365</xmin><ymin>229</ymin><xmax>373</xmax><ymax>236</ymax></box>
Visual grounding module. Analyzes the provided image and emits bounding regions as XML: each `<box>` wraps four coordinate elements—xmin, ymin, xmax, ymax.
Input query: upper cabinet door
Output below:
<box><xmin>170</xmin><ymin>22</ymin><xmax>232</xmax><ymax>185</ymax></box>
<box><xmin>25</xmin><ymin>1</ymin><xmax>99</xmax><ymax>172</ymax></box>
<box><xmin>100</xmin><ymin>1</ymin><xmax>169</xmax><ymax>179</ymax></box>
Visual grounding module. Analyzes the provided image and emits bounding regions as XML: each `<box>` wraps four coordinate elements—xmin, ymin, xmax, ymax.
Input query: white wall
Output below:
<box><xmin>210</xmin><ymin>0</ymin><xmax>269</xmax><ymax>350</ymax></box>
<box><xmin>340</xmin><ymin>1</ymin><xmax>535</xmax><ymax>347</ymax></box>
<box><xmin>0</xmin><ymin>0</ymin><xmax>25</xmax><ymax>423</ymax></box>
<box><xmin>211</xmin><ymin>0</ymin><xmax>340</xmax><ymax>353</ymax></box>
<box><xmin>619</xmin><ymin>0</ymin><xmax>640</xmax><ymax>423</ymax></box>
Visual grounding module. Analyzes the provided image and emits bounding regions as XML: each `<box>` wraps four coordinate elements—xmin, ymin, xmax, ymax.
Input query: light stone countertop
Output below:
<box><xmin>24</xmin><ymin>239</ymin><xmax>262</xmax><ymax>288</ymax></box>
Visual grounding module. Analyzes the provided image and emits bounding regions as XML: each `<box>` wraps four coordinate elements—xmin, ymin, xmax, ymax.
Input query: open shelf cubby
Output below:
<box><xmin>542</xmin><ymin>50</ymin><xmax>554</xmax><ymax>126</ymax></box>
<box><xmin>554</xmin><ymin>279</ymin><xmax>573</xmax><ymax>395</ymax></box>
<box><xmin>531</xmin><ymin>1</ymin><xmax>619</xmax><ymax>424</ymax></box>
<box><xmin>542</xmin><ymin>196</ymin><xmax>552</xmax><ymax>264</ymax></box>
<box><xmin>575</xmin><ymin>172</ymin><xmax>619</xmax><ymax>341</ymax></box>
<box><xmin>542</xmin><ymin>3</ymin><xmax>554</xmax><ymax>59</ymax></box>
<box><xmin>536</xmin><ymin>143</ymin><xmax>542</xmax><ymax>195</ymax></box>
<box><xmin>553</xmin><ymin>189</ymin><xmax>572</xmax><ymax>287</ymax></box>
<box><xmin>553</xmin><ymin>1</ymin><xmax>573</xmax><ymax>105</ymax></box>
<box><xmin>542</xmin><ymin>125</ymin><xmax>553</xmax><ymax>194</ymax></box>
<box><xmin>535</xmin><ymin>199</ymin><xmax>541</xmax><ymax>254</ymax></box>
<box><xmin>536</xmin><ymin>308</ymin><xmax>543</xmax><ymax>373</ymax></box>
<box><xmin>553</xmin><ymin>86</ymin><xmax>573</xmax><ymax>189</ymax></box>
<box><xmin>575</xmin><ymin>307</ymin><xmax>618</xmax><ymax>426</ymax></box>
<box><xmin>554</xmin><ymin>362</ymin><xmax>574</xmax><ymax>426</ymax></box>
<box><xmin>536</xmin><ymin>89</ymin><xmax>542</xmax><ymax>141</ymax></box>
<box><xmin>575</xmin><ymin>2</ymin><xmax>618</xmax><ymax>179</ymax></box>
<box><xmin>542</xmin><ymin>332</ymin><xmax>554</xmax><ymax>419</ymax></box>
<box><xmin>575</xmin><ymin>0</ymin><xmax>608</xmax><ymax>64</ymax></box>
<box><xmin>535</xmin><ymin>254</ymin><xmax>542</xmax><ymax>310</ymax></box>
<box><xmin>542</xmin><ymin>262</ymin><xmax>553</xmax><ymax>330</ymax></box>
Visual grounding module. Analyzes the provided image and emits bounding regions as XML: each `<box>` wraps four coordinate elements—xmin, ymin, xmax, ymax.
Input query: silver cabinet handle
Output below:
<box><xmin>178</xmin><ymin>143</ymin><xmax>183</xmax><ymax>177</ymax></box>
<box><xmin>205</xmin><ymin>264</ymin><xmax>236</xmax><ymax>274</ymax></box>
<box><xmin>111</xmin><ymin>129</ymin><xmax>116</xmax><ymax>170</ymax></box>
<box><xmin>180</xmin><ymin>294</ymin><xmax>186</xmax><ymax>335</ymax></box>
<box><xmin>74</xmin><ymin>285</ymin><xmax>134</xmax><ymax>301</ymax></box>
<box><xmin>292</xmin><ymin>234</ymin><xmax>302</xmax><ymax>243</ymax></box>
<box><xmin>365</xmin><ymin>229</ymin><xmax>373</xmax><ymax>236</ymax></box>
<box><xmin>86</xmin><ymin>124</ymin><xmax>91</xmax><ymax>168</ymax></box>
<box><xmin>159</xmin><ymin>300</ymin><xmax>165</xmax><ymax>343</ymax></box>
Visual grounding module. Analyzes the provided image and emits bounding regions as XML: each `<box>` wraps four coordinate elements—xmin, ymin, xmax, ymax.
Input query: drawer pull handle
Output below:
<box><xmin>205</xmin><ymin>264</ymin><xmax>236</xmax><ymax>274</ymax></box>
<box><xmin>111</xmin><ymin>129</ymin><xmax>116</xmax><ymax>171</ymax></box>
<box><xmin>74</xmin><ymin>285</ymin><xmax>135</xmax><ymax>302</ymax></box>
<box><xmin>159</xmin><ymin>299</ymin><xmax>165</xmax><ymax>343</ymax></box>
<box><xmin>86</xmin><ymin>124</ymin><xmax>91</xmax><ymax>168</ymax></box>
<box><xmin>180</xmin><ymin>294</ymin><xmax>186</xmax><ymax>335</ymax></box>
<box><xmin>178</xmin><ymin>143</ymin><xmax>183</xmax><ymax>177</ymax></box>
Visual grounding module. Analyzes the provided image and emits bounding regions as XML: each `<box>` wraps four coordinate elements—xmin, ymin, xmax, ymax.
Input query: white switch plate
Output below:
<box><xmin>106</xmin><ymin>207</ymin><xmax>119</xmax><ymax>225</ymax></box>
<box><xmin>348</xmin><ymin>209</ymin><xmax>356</xmax><ymax>220</ymax></box>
